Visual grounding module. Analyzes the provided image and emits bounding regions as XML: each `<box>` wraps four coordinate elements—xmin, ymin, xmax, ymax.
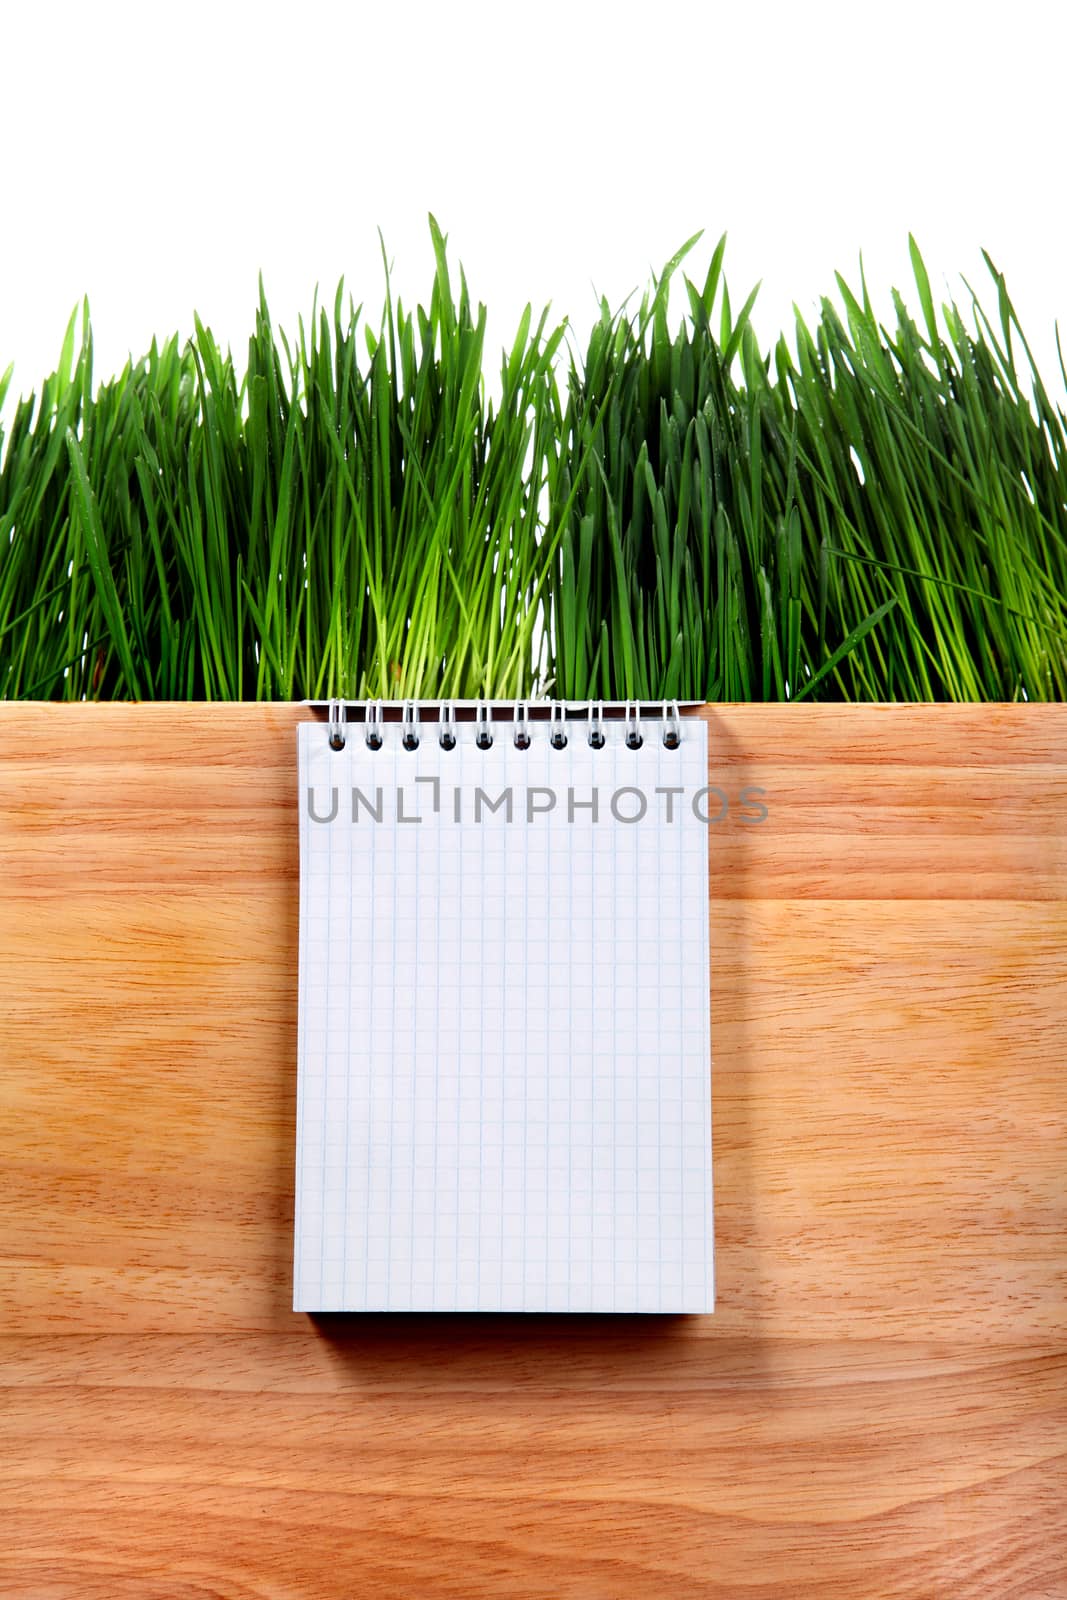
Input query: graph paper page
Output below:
<box><xmin>294</xmin><ymin>712</ymin><xmax>713</xmax><ymax>1312</ymax></box>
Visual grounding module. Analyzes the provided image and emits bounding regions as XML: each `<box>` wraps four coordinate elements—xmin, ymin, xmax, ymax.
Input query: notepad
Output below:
<box><xmin>293</xmin><ymin>705</ymin><xmax>713</xmax><ymax>1313</ymax></box>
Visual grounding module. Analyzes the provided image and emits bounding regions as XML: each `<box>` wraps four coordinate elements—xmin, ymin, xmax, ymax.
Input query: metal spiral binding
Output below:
<box><xmin>325</xmin><ymin>699</ymin><xmax>685</xmax><ymax>748</ymax></box>
<box><xmin>663</xmin><ymin>700</ymin><xmax>682</xmax><ymax>749</ymax></box>
<box><xmin>401</xmin><ymin>700</ymin><xmax>420</xmax><ymax>751</ymax></box>
<box><xmin>327</xmin><ymin>698</ymin><xmax>346</xmax><ymax>750</ymax></box>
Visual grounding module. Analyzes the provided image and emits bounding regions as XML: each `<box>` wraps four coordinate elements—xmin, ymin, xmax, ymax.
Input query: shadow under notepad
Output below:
<box><xmin>308</xmin><ymin>1310</ymin><xmax>695</xmax><ymax>1385</ymax></box>
<box><xmin>700</xmin><ymin>708</ymin><xmax>762</xmax><ymax>1339</ymax></box>
<box><xmin>311</xmin><ymin>1310</ymin><xmax>690</xmax><ymax>1339</ymax></box>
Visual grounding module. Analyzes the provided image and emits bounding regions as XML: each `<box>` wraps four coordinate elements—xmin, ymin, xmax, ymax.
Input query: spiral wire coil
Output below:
<box><xmin>324</xmin><ymin>701</ymin><xmax>684</xmax><ymax>750</ymax></box>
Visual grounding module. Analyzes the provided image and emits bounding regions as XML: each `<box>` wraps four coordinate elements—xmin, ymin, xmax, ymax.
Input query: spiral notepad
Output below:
<box><xmin>294</xmin><ymin>701</ymin><xmax>713</xmax><ymax>1313</ymax></box>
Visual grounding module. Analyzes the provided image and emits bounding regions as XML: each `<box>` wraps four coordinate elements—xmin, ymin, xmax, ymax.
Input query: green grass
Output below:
<box><xmin>2</xmin><ymin>219</ymin><xmax>1065</xmax><ymax>701</ymax></box>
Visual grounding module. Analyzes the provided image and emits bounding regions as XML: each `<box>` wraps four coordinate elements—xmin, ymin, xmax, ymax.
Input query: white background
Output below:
<box><xmin>2</xmin><ymin>0</ymin><xmax>1064</xmax><ymax>410</ymax></box>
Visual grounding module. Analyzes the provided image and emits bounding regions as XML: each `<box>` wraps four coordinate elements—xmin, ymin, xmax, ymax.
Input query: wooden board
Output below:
<box><xmin>1</xmin><ymin>703</ymin><xmax>1065</xmax><ymax>1598</ymax></box>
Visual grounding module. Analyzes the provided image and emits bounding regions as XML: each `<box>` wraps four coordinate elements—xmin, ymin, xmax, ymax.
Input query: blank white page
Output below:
<box><xmin>294</xmin><ymin>709</ymin><xmax>713</xmax><ymax>1313</ymax></box>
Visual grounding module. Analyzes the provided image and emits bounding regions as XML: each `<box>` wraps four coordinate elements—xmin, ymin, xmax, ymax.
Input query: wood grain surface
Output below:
<box><xmin>1</xmin><ymin>703</ymin><xmax>1065</xmax><ymax>1599</ymax></box>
